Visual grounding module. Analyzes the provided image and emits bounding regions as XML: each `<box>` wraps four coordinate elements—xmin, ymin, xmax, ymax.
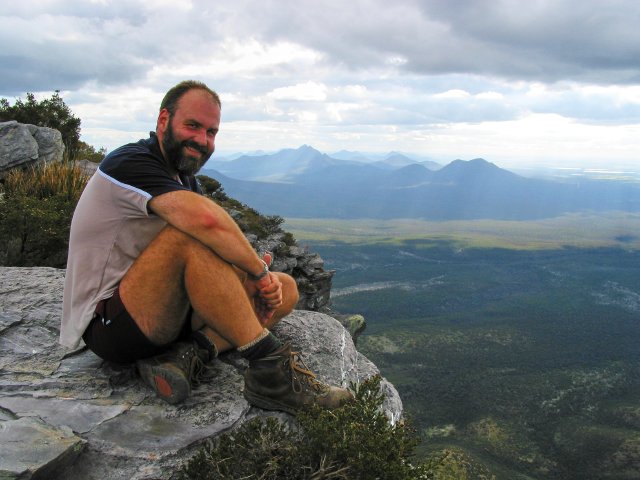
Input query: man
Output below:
<box><xmin>61</xmin><ymin>80</ymin><xmax>352</xmax><ymax>413</ymax></box>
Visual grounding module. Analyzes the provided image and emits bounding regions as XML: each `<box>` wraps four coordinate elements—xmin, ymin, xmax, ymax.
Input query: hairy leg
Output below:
<box><xmin>119</xmin><ymin>225</ymin><xmax>266</xmax><ymax>347</ymax></box>
<box><xmin>192</xmin><ymin>271</ymin><xmax>299</xmax><ymax>354</ymax></box>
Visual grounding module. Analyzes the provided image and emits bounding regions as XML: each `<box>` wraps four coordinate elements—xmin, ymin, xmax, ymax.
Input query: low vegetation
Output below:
<box><xmin>0</xmin><ymin>160</ymin><xmax>90</xmax><ymax>266</ymax></box>
<box><xmin>181</xmin><ymin>376</ymin><xmax>443</xmax><ymax>480</ymax></box>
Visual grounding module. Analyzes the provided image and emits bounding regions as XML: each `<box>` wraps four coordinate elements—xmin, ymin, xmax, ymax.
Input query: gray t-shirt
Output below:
<box><xmin>60</xmin><ymin>133</ymin><xmax>200</xmax><ymax>348</ymax></box>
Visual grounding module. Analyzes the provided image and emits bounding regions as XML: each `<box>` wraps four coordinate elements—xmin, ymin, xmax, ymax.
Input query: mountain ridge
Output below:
<box><xmin>200</xmin><ymin>146</ymin><xmax>640</xmax><ymax>220</ymax></box>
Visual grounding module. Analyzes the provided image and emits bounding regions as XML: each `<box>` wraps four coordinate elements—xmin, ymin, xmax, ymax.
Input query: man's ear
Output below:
<box><xmin>157</xmin><ymin>108</ymin><xmax>170</xmax><ymax>135</ymax></box>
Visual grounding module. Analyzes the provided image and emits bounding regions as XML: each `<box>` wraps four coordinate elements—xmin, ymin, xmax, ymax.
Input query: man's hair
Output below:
<box><xmin>160</xmin><ymin>80</ymin><xmax>221</xmax><ymax>115</ymax></box>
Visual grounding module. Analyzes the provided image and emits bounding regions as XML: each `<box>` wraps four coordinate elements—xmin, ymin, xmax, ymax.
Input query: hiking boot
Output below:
<box><xmin>136</xmin><ymin>341</ymin><xmax>209</xmax><ymax>404</ymax></box>
<box><xmin>243</xmin><ymin>343</ymin><xmax>354</xmax><ymax>414</ymax></box>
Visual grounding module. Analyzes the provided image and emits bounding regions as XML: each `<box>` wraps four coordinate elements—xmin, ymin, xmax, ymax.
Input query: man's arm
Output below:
<box><xmin>148</xmin><ymin>189</ymin><xmax>267</xmax><ymax>279</ymax></box>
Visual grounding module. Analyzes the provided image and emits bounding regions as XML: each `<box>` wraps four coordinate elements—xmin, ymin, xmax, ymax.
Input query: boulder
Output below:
<box><xmin>0</xmin><ymin>121</ymin><xmax>64</xmax><ymax>178</ymax></box>
<box><xmin>0</xmin><ymin>267</ymin><xmax>402</xmax><ymax>479</ymax></box>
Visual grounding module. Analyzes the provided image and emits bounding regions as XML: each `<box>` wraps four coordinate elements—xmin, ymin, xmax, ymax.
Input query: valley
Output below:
<box><xmin>286</xmin><ymin>215</ymin><xmax>640</xmax><ymax>479</ymax></box>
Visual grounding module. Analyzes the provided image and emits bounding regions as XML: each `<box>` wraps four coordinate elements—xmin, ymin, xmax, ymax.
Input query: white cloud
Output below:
<box><xmin>268</xmin><ymin>82</ymin><xmax>328</xmax><ymax>102</ymax></box>
<box><xmin>434</xmin><ymin>90</ymin><xmax>471</xmax><ymax>100</ymax></box>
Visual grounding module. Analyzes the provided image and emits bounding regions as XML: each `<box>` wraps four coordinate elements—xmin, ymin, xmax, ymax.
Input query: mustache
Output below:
<box><xmin>182</xmin><ymin>140</ymin><xmax>208</xmax><ymax>155</ymax></box>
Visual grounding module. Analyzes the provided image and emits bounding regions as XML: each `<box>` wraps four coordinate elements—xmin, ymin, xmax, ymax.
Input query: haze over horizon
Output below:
<box><xmin>1</xmin><ymin>1</ymin><xmax>639</xmax><ymax>171</ymax></box>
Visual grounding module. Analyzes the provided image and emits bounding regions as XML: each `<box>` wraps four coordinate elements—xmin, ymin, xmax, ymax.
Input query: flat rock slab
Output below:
<box><xmin>0</xmin><ymin>267</ymin><xmax>402</xmax><ymax>479</ymax></box>
<box><xmin>0</xmin><ymin>416</ymin><xmax>84</xmax><ymax>479</ymax></box>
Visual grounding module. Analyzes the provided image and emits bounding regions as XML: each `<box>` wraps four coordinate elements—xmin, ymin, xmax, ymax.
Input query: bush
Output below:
<box><xmin>422</xmin><ymin>449</ymin><xmax>496</xmax><ymax>480</ymax></box>
<box><xmin>0</xmin><ymin>161</ymin><xmax>90</xmax><ymax>267</ymax></box>
<box><xmin>180</xmin><ymin>376</ymin><xmax>430</xmax><ymax>480</ymax></box>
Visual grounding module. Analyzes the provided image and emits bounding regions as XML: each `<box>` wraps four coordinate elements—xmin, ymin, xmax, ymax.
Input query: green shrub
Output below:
<box><xmin>0</xmin><ymin>161</ymin><xmax>89</xmax><ymax>266</ymax></box>
<box><xmin>180</xmin><ymin>376</ymin><xmax>430</xmax><ymax>480</ymax></box>
<box><xmin>422</xmin><ymin>449</ymin><xmax>496</xmax><ymax>480</ymax></box>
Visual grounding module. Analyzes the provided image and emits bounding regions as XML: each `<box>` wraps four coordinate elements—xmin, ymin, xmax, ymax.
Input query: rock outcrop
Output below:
<box><xmin>251</xmin><ymin>237</ymin><xmax>334</xmax><ymax>312</ymax></box>
<box><xmin>0</xmin><ymin>267</ymin><xmax>401</xmax><ymax>480</ymax></box>
<box><xmin>0</xmin><ymin>121</ymin><xmax>64</xmax><ymax>178</ymax></box>
<box><xmin>74</xmin><ymin>159</ymin><xmax>99</xmax><ymax>176</ymax></box>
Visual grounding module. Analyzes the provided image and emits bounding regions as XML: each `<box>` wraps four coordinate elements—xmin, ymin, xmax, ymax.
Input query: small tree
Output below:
<box><xmin>76</xmin><ymin>140</ymin><xmax>107</xmax><ymax>163</ymax></box>
<box><xmin>0</xmin><ymin>91</ymin><xmax>82</xmax><ymax>158</ymax></box>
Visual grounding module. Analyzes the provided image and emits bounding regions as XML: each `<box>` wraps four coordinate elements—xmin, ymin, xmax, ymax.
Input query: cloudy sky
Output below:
<box><xmin>1</xmin><ymin>0</ymin><xmax>639</xmax><ymax>170</ymax></box>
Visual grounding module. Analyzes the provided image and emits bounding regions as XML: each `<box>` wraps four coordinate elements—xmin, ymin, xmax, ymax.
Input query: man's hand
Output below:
<box><xmin>254</xmin><ymin>272</ymin><xmax>283</xmax><ymax>324</ymax></box>
<box><xmin>249</xmin><ymin>253</ymin><xmax>284</xmax><ymax>325</ymax></box>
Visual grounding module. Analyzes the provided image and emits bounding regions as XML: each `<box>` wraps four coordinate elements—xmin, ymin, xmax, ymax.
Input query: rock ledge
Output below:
<box><xmin>0</xmin><ymin>267</ymin><xmax>401</xmax><ymax>479</ymax></box>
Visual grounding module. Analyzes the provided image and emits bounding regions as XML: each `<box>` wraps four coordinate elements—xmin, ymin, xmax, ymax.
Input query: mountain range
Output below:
<box><xmin>201</xmin><ymin>146</ymin><xmax>640</xmax><ymax>220</ymax></box>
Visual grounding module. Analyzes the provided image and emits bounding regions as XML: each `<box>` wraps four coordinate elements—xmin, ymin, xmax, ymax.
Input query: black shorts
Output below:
<box><xmin>82</xmin><ymin>285</ymin><xmax>191</xmax><ymax>364</ymax></box>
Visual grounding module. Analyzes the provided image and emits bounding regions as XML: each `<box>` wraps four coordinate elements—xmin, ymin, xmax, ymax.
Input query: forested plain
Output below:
<box><xmin>288</xmin><ymin>215</ymin><xmax>640</xmax><ymax>480</ymax></box>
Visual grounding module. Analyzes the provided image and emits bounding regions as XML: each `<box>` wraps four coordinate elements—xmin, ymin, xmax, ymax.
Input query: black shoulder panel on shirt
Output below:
<box><xmin>99</xmin><ymin>135</ymin><xmax>197</xmax><ymax>198</ymax></box>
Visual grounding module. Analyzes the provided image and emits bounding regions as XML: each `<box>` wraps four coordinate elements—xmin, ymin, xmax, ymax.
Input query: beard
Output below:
<box><xmin>162</xmin><ymin>119</ymin><xmax>213</xmax><ymax>176</ymax></box>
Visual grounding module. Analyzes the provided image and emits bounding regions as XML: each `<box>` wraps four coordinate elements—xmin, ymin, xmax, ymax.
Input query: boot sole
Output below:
<box><xmin>137</xmin><ymin>363</ymin><xmax>190</xmax><ymax>404</ymax></box>
<box><xmin>243</xmin><ymin>389</ymin><xmax>299</xmax><ymax>415</ymax></box>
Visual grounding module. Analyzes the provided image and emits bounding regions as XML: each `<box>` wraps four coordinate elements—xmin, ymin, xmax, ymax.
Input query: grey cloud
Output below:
<box><xmin>0</xmin><ymin>12</ymin><xmax>158</xmax><ymax>93</ymax></box>
<box><xmin>2</xmin><ymin>0</ymin><xmax>638</xmax><ymax>135</ymax></box>
<box><xmin>236</xmin><ymin>0</ymin><xmax>640</xmax><ymax>85</ymax></box>
<box><xmin>408</xmin><ymin>0</ymin><xmax>640</xmax><ymax>83</ymax></box>
<box><xmin>0</xmin><ymin>1</ymin><xmax>230</xmax><ymax>94</ymax></box>
<box><xmin>3</xmin><ymin>0</ymin><xmax>639</xmax><ymax>97</ymax></box>
<box><xmin>529</xmin><ymin>88</ymin><xmax>640</xmax><ymax>124</ymax></box>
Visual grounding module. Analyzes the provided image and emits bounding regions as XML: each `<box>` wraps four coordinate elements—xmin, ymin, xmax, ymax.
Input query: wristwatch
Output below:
<box><xmin>248</xmin><ymin>259</ymin><xmax>269</xmax><ymax>281</ymax></box>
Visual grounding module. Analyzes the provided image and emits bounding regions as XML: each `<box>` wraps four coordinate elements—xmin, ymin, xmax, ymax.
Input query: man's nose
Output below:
<box><xmin>195</xmin><ymin>129</ymin><xmax>208</xmax><ymax>147</ymax></box>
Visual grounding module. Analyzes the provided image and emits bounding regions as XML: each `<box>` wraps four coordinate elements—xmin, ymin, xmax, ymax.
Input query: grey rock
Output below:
<box><xmin>287</xmin><ymin>245</ymin><xmax>306</xmax><ymax>257</ymax></box>
<box><xmin>0</xmin><ymin>267</ymin><xmax>402</xmax><ymax>479</ymax></box>
<box><xmin>273</xmin><ymin>311</ymin><xmax>402</xmax><ymax>422</ymax></box>
<box><xmin>0</xmin><ymin>417</ymin><xmax>85</xmax><ymax>479</ymax></box>
<box><xmin>0</xmin><ymin>121</ymin><xmax>64</xmax><ymax>177</ymax></box>
<box><xmin>247</xmin><ymin>234</ymin><xmax>336</xmax><ymax>313</ymax></box>
<box><xmin>29</xmin><ymin>124</ymin><xmax>64</xmax><ymax>165</ymax></box>
<box><xmin>74</xmin><ymin>159</ymin><xmax>99</xmax><ymax>176</ymax></box>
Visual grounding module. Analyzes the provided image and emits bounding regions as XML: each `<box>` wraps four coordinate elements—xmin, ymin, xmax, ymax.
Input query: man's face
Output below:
<box><xmin>158</xmin><ymin>89</ymin><xmax>220</xmax><ymax>176</ymax></box>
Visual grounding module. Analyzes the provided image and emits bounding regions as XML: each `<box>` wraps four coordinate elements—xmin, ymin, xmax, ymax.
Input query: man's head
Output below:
<box><xmin>156</xmin><ymin>80</ymin><xmax>221</xmax><ymax>176</ymax></box>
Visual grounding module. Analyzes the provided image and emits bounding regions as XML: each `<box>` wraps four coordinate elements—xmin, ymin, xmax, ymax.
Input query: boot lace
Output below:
<box><xmin>288</xmin><ymin>351</ymin><xmax>329</xmax><ymax>394</ymax></box>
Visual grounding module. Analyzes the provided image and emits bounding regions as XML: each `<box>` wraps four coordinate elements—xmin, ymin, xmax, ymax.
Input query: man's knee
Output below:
<box><xmin>152</xmin><ymin>225</ymin><xmax>228</xmax><ymax>267</ymax></box>
<box><xmin>278</xmin><ymin>272</ymin><xmax>299</xmax><ymax>312</ymax></box>
<box><xmin>155</xmin><ymin>225</ymin><xmax>205</xmax><ymax>253</ymax></box>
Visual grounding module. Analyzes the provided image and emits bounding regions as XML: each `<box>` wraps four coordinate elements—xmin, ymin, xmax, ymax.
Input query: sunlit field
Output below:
<box><xmin>285</xmin><ymin>212</ymin><xmax>640</xmax><ymax>250</ymax></box>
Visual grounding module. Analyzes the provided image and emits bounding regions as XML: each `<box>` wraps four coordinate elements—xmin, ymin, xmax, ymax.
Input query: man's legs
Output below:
<box><xmin>190</xmin><ymin>269</ymin><xmax>299</xmax><ymax>356</ymax></box>
<box><xmin>118</xmin><ymin>225</ymin><xmax>351</xmax><ymax>411</ymax></box>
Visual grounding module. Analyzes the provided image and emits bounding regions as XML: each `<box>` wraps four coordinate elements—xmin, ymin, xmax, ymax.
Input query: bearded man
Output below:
<box><xmin>61</xmin><ymin>80</ymin><xmax>352</xmax><ymax>412</ymax></box>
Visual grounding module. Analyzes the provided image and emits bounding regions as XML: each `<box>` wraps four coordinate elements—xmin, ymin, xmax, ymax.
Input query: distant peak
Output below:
<box><xmin>450</xmin><ymin>158</ymin><xmax>495</xmax><ymax>169</ymax></box>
